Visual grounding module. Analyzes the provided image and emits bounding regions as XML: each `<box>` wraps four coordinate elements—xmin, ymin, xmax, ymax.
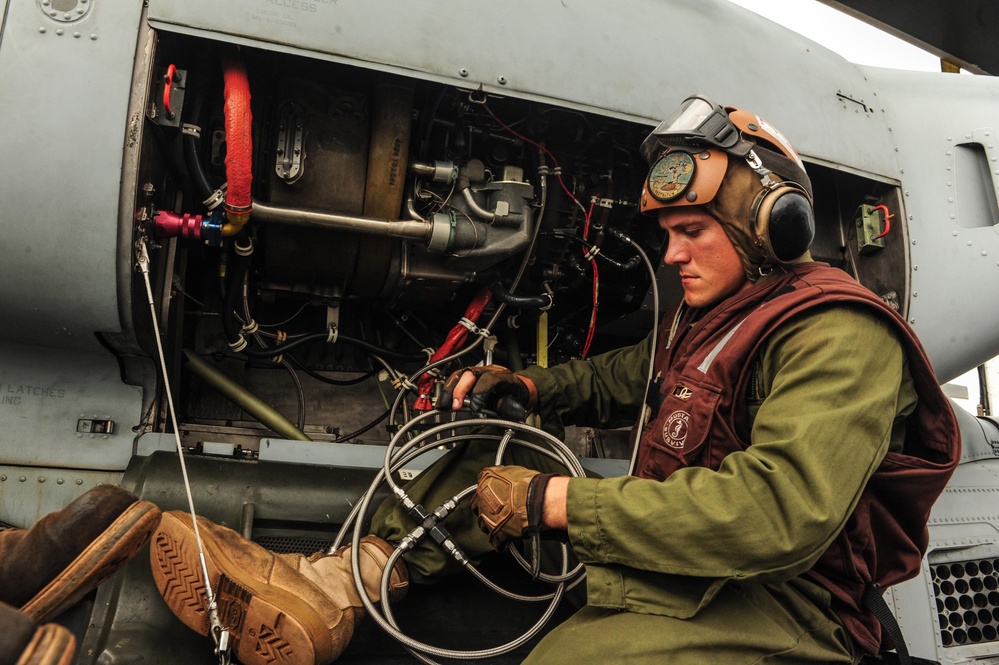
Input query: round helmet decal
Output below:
<box><xmin>647</xmin><ymin>151</ymin><xmax>695</xmax><ymax>202</ymax></box>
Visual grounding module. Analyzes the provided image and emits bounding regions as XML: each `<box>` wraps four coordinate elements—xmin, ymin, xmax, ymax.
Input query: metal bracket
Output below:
<box><xmin>275</xmin><ymin>102</ymin><xmax>306</xmax><ymax>184</ymax></box>
<box><xmin>856</xmin><ymin>203</ymin><xmax>891</xmax><ymax>255</ymax></box>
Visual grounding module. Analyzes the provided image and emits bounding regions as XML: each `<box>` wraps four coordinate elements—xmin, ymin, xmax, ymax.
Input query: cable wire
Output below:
<box><xmin>137</xmin><ymin>238</ymin><xmax>230</xmax><ymax>663</ymax></box>
<box><xmin>603</xmin><ymin>229</ymin><xmax>660</xmax><ymax>477</ymax></box>
<box><xmin>340</xmin><ymin>413</ymin><xmax>585</xmax><ymax>662</ymax></box>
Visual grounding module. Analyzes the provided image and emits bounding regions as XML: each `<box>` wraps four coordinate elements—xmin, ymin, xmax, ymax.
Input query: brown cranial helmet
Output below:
<box><xmin>640</xmin><ymin>95</ymin><xmax>815</xmax><ymax>280</ymax></box>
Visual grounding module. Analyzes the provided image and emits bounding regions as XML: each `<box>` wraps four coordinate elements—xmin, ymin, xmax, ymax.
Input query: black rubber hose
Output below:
<box><xmin>222</xmin><ymin>242</ymin><xmax>252</xmax><ymax>348</ymax></box>
<box><xmin>240</xmin><ymin>331</ymin><xmax>427</xmax><ymax>363</ymax></box>
<box><xmin>287</xmin><ymin>356</ymin><xmax>378</xmax><ymax>386</ymax></box>
<box><xmin>183</xmin><ymin>93</ymin><xmax>213</xmax><ymax>203</ymax></box>
<box><xmin>490</xmin><ymin>281</ymin><xmax>552</xmax><ymax>310</ymax></box>
<box><xmin>540</xmin><ymin>231</ymin><xmax>639</xmax><ymax>270</ymax></box>
<box><xmin>335</xmin><ymin>407</ymin><xmax>390</xmax><ymax>443</ymax></box>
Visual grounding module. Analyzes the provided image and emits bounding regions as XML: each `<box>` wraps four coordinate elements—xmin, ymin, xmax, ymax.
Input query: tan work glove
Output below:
<box><xmin>438</xmin><ymin>365</ymin><xmax>534</xmax><ymax>421</ymax></box>
<box><xmin>471</xmin><ymin>465</ymin><xmax>557</xmax><ymax>551</ymax></box>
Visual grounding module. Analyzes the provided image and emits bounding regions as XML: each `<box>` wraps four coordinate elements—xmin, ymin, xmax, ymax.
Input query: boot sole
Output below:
<box><xmin>150</xmin><ymin>512</ymin><xmax>331</xmax><ymax>665</ymax></box>
<box><xmin>15</xmin><ymin>622</ymin><xmax>76</xmax><ymax>665</ymax></box>
<box><xmin>21</xmin><ymin>499</ymin><xmax>162</xmax><ymax>623</ymax></box>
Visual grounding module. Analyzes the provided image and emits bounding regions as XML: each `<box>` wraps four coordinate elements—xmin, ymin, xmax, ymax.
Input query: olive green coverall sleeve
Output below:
<box><xmin>559</xmin><ymin>306</ymin><xmax>914</xmax><ymax>583</ymax></box>
<box><xmin>519</xmin><ymin>330</ymin><xmax>653</xmax><ymax>439</ymax></box>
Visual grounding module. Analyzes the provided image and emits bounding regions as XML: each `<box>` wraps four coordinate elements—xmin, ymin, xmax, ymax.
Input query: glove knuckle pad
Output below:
<box><xmin>477</xmin><ymin>482</ymin><xmax>507</xmax><ymax>516</ymax></box>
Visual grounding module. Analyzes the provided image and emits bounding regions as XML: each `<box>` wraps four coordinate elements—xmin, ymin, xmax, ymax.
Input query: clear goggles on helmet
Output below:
<box><xmin>639</xmin><ymin>94</ymin><xmax>750</xmax><ymax>164</ymax></box>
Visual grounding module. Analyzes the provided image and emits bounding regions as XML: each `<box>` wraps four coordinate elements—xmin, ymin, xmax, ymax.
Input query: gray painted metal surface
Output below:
<box><xmin>256</xmin><ymin>438</ymin><xmax>630</xmax><ymax>478</ymax></box>
<box><xmin>0</xmin><ymin>340</ymin><xmax>142</xmax><ymax>470</ymax></box>
<box><xmin>0</xmin><ymin>466</ymin><xmax>124</xmax><ymax>527</ymax></box>
<box><xmin>0</xmin><ymin>0</ymin><xmax>147</xmax><ymax>497</ymax></box>
<box><xmin>144</xmin><ymin>0</ymin><xmax>900</xmax><ymax>179</ymax></box>
<box><xmin>0</xmin><ymin>0</ymin><xmax>144</xmax><ymax>349</ymax></box>
<box><xmin>890</xmin><ymin>408</ymin><xmax>999</xmax><ymax>662</ymax></box>
<box><xmin>864</xmin><ymin>67</ymin><xmax>999</xmax><ymax>381</ymax></box>
<box><xmin>258</xmin><ymin>438</ymin><xmax>447</xmax><ymax>473</ymax></box>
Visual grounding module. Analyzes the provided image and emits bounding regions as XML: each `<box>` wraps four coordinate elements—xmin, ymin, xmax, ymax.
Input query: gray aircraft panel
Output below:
<box><xmin>145</xmin><ymin>0</ymin><xmax>902</xmax><ymax>181</ymax></box>
<box><xmin>0</xmin><ymin>341</ymin><xmax>143</xmax><ymax>471</ymax></box>
<box><xmin>898</xmin><ymin>463</ymin><xmax>999</xmax><ymax>661</ymax></box>
<box><xmin>0</xmin><ymin>0</ymin><xmax>144</xmax><ymax>349</ymax></box>
<box><xmin>889</xmin><ymin>407</ymin><xmax>999</xmax><ymax>660</ymax></box>
<box><xmin>861</xmin><ymin>66</ymin><xmax>999</xmax><ymax>381</ymax></box>
<box><xmin>0</xmin><ymin>466</ymin><xmax>125</xmax><ymax>527</ymax></box>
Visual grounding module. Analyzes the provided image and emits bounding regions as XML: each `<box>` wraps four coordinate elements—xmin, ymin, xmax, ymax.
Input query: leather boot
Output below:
<box><xmin>153</xmin><ymin>511</ymin><xmax>402</xmax><ymax>665</ymax></box>
<box><xmin>274</xmin><ymin>537</ymin><xmax>408</xmax><ymax>623</ymax></box>
<box><xmin>0</xmin><ymin>485</ymin><xmax>162</xmax><ymax>623</ymax></box>
<box><xmin>0</xmin><ymin>600</ymin><xmax>75</xmax><ymax>665</ymax></box>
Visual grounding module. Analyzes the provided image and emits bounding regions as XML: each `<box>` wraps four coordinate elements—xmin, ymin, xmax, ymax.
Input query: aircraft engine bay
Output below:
<box><xmin>129</xmin><ymin>33</ymin><xmax>909</xmax><ymax>454</ymax></box>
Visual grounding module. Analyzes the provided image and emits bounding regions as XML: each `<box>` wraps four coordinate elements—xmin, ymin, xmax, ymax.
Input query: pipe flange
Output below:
<box><xmin>428</xmin><ymin>211</ymin><xmax>455</xmax><ymax>253</ymax></box>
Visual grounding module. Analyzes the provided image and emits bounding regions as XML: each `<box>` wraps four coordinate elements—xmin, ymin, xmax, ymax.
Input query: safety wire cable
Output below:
<box><xmin>342</xmin><ymin>413</ymin><xmax>585</xmax><ymax>663</ymax></box>
<box><xmin>604</xmin><ymin>228</ymin><xmax>660</xmax><ymax>476</ymax></box>
<box><xmin>326</xmin><ymin>409</ymin><xmax>451</xmax><ymax>554</ymax></box>
<box><xmin>137</xmin><ymin>238</ymin><xmax>231</xmax><ymax>665</ymax></box>
<box><xmin>329</xmin><ymin>434</ymin><xmax>580</xmax><ymax>596</ymax></box>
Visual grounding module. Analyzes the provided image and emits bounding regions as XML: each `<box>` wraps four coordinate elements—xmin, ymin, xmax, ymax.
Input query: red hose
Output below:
<box><xmin>222</xmin><ymin>54</ymin><xmax>252</xmax><ymax>217</ymax></box>
<box><xmin>414</xmin><ymin>287</ymin><xmax>493</xmax><ymax>411</ymax></box>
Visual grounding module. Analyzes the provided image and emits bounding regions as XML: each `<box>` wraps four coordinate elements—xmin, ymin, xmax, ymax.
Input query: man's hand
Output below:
<box><xmin>471</xmin><ymin>466</ymin><xmax>557</xmax><ymax>550</ymax></box>
<box><xmin>438</xmin><ymin>365</ymin><xmax>536</xmax><ymax>421</ymax></box>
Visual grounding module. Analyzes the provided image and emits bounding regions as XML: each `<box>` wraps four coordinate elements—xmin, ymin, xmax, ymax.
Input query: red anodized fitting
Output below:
<box><xmin>154</xmin><ymin>210</ymin><xmax>203</xmax><ymax>240</ymax></box>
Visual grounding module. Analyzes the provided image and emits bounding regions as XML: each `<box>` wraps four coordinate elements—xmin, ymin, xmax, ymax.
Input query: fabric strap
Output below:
<box><xmin>862</xmin><ymin>583</ymin><xmax>912</xmax><ymax>665</ymax></box>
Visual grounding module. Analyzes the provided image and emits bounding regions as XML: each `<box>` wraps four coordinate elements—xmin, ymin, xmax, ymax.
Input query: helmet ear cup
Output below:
<box><xmin>752</xmin><ymin>184</ymin><xmax>815</xmax><ymax>264</ymax></box>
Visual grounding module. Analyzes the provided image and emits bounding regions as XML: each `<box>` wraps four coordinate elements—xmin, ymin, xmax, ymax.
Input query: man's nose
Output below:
<box><xmin>663</xmin><ymin>238</ymin><xmax>687</xmax><ymax>265</ymax></box>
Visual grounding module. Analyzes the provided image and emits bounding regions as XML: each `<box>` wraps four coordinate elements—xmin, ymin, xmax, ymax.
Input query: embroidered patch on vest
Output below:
<box><xmin>671</xmin><ymin>384</ymin><xmax>693</xmax><ymax>401</ymax></box>
<box><xmin>662</xmin><ymin>410</ymin><xmax>689</xmax><ymax>449</ymax></box>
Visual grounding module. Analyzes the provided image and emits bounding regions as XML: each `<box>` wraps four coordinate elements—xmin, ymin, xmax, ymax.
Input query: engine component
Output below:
<box><xmin>133</xmin><ymin>37</ymin><xmax>663</xmax><ymax>448</ymax></box>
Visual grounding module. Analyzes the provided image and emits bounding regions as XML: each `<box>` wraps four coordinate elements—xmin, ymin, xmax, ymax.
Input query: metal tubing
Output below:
<box><xmin>461</xmin><ymin>187</ymin><xmax>496</xmax><ymax>221</ymax></box>
<box><xmin>252</xmin><ymin>199</ymin><xmax>431</xmax><ymax>243</ymax></box>
<box><xmin>182</xmin><ymin>349</ymin><xmax>311</xmax><ymax>442</ymax></box>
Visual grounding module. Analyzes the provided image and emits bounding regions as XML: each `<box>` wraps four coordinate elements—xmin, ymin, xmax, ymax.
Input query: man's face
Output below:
<box><xmin>659</xmin><ymin>207</ymin><xmax>750</xmax><ymax>308</ymax></box>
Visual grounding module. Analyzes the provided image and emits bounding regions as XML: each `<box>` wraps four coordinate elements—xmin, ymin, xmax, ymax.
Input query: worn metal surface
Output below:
<box><xmin>145</xmin><ymin>0</ymin><xmax>900</xmax><ymax>179</ymax></box>
<box><xmin>0</xmin><ymin>340</ymin><xmax>143</xmax><ymax>469</ymax></box>
<box><xmin>0</xmin><ymin>0</ymin><xmax>145</xmax><ymax>348</ymax></box>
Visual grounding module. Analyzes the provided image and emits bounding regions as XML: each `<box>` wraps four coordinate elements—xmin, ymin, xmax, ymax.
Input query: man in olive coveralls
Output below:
<box><xmin>151</xmin><ymin>96</ymin><xmax>960</xmax><ymax>665</ymax></box>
